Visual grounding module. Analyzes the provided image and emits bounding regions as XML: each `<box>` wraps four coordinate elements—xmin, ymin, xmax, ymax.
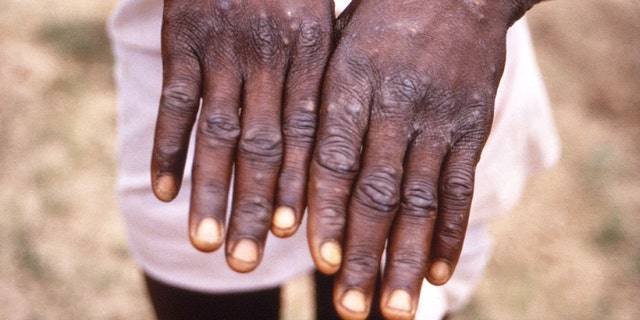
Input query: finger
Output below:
<box><xmin>150</xmin><ymin>32</ymin><xmax>202</xmax><ymax>202</ymax></box>
<box><xmin>427</xmin><ymin>131</ymin><xmax>488</xmax><ymax>286</ymax></box>
<box><xmin>334</xmin><ymin>138</ymin><xmax>409</xmax><ymax>319</ymax></box>
<box><xmin>307</xmin><ymin>61</ymin><xmax>372</xmax><ymax>274</ymax></box>
<box><xmin>272</xmin><ymin>19</ymin><xmax>331</xmax><ymax>237</ymax></box>
<box><xmin>379</xmin><ymin>139</ymin><xmax>447</xmax><ymax>319</ymax></box>
<box><xmin>188</xmin><ymin>67</ymin><xmax>242</xmax><ymax>252</ymax></box>
<box><xmin>332</xmin><ymin>91</ymin><xmax>412</xmax><ymax>320</ymax></box>
<box><xmin>225</xmin><ymin>69</ymin><xmax>285</xmax><ymax>273</ymax></box>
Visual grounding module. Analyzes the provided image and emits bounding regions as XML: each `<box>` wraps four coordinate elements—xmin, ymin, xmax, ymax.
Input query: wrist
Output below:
<box><xmin>507</xmin><ymin>0</ymin><xmax>545</xmax><ymax>23</ymax></box>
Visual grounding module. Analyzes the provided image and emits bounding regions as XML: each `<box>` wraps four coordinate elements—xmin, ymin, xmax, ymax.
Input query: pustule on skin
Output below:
<box><xmin>463</xmin><ymin>0</ymin><xmax>489</xmax><ymax>21</ymax></box>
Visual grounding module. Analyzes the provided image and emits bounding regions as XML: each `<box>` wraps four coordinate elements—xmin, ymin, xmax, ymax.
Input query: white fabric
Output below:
<box><xmin>416</xmin><ymin>224</ymin><xmax>493</xmax><ymax>320</ymax></box>
<box><xmin>108</xmin><ymin>0</ymin><xmax>560</xmax><ymax>312</ymax></box>
<box><xmin>471</xmin><ymin>17</ymin><xmax>561</xmax><ymax>224</ymax></box>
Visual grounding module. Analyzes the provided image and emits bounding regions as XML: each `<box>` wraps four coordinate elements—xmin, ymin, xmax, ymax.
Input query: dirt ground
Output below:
<box><xmin>0</xmin><ymin>0</ymin><xmax>638</xmax><ymax>319</ymax></box>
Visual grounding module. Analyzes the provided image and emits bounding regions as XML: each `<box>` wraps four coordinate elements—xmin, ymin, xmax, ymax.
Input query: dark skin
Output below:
<box><xmin>151</xmin><ymin>0</ymin><xmax>542</xmax><ymax>318</ymax></box>
<box><xmin>151</xmin><ymin>0</ymin><xmax>333</xmax><ymax>272</ymax></box>
<box><xmin>308</xmin><ymin>1</ymin><xmax>543</xmax><ymax>319</ymax></box>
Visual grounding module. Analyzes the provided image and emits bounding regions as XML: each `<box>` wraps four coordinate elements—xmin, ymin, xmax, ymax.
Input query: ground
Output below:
<box><xmin>0</xmin><ymin>0</ymin><xmax>638</xmax><ymax>319</ymax></box>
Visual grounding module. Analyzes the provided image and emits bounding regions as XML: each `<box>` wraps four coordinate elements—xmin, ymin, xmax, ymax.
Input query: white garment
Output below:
<box><xmin>108</xmin><ymin>0</ymin><xmax>560</xmax><ymax>315</ymax></box>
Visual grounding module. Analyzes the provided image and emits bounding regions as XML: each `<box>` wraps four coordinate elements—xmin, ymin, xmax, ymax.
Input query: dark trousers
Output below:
<box><xmin>144</xmin><ymin>270</ymin><xmax>383</xmax><ymax>320</ymax></box>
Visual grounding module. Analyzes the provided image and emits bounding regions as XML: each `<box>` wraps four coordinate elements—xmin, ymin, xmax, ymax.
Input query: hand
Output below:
<box><xmin>150</xmin><ymin>0</ymin><xmax>333</xmax><ymax>273</ymax></box>
<box><xmin>307</xmin><ymin>0</ymin><xmax>532</xmax><ymax>318</ymax></box>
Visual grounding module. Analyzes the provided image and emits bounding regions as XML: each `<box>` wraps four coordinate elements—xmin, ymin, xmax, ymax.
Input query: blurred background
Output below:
<box><xmin>0</xmin><ymin>0</ymin><xmax>638</xmax><ymax>319</ymax></box>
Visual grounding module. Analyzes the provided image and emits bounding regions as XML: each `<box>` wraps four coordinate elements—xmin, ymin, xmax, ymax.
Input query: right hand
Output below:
<box><xmin>150</xmin><ymin>0</ymin><xmax>333</xmax><ymax>273</ymax></box>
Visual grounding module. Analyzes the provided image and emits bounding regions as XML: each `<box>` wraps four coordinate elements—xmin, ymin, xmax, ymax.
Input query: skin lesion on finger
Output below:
<box><xmin>307</xmin><ymin>203</ymin><xmax>346</xmax><ymax>273</ymax></box>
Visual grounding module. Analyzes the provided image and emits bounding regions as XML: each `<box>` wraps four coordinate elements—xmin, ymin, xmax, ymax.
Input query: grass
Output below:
<box><xmin>594</xmin><ymin>214</ymin><xmax>625</xmax><ymax>248</ymax></box>
<box><xmin>37</xmin><ymin>19</ymin><xmax>113</xmax><ymax>64</ymax></box>
<box><xmin>12</xmin><ymin>218</ymin><xmax>52</xmax><ymax>281</ymax></box>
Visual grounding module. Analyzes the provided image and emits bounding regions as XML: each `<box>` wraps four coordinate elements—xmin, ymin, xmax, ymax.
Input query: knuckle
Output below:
<box><xmin>391</xmin><ymin>252</ymin><xmax>429</xmax><ymax>275</ymax></box>
<box><xmin>441</xmin><ymin>168</ymin><xmax>475</xmax><ymax>200</ymax></box>
<box><xmin>195</xmin><ymin>178</ymin><xmax>228</xmax><ymax>199</ymax></box>
<box><xmin>297</xmin><ymin>19</ymin><xmax>324</xmax><ymax>51</ymax></box>
<box><xmin>283</xmin><ymin>107</ymin><xmax>317</xmax><ymax>146</ymax></box>
<box><xmin>154</xmin><ymin>142</ymin><xmax>187</xmax><ymax>166</ymax></box>
<box><xmin>238</xmin><ymin>127</ymin><xmax>283</xmax><ymax>163</ymax></box>
<box><xmin>161</xmin><ymin>83</ymin><xmax>200</xmax><ymax>117</ymax></box>
<box><xmin>316</xmin><ymin>208</ymin><xmax>346</xmax><ymax>230</ymax></box>
<box><xmin>198</xmin><ymin>112</ymin><xmax>241</xmax><ymax>143</ymax></box>
<box><xmin>436</xmin><ymin>220</ymin><xmax>466</xmax><ymax>251</ymax></box>
<box><xmin>249</xmin><ymin>17</ymin><xmax>283</xmax><ymax>64</ymax></box>
<box><xmin>401</xmin><ymin>183</ymin><xmax>438</xmax><ymax>218</ymax></box>
<box><xmin>343</xmin><ymin>249</ymin><xmax>381</xmax><ymax>276</ymax></box>
<box><xmin>380</xmin><ymin>73</ymin><xmax>425</xmax><ymax>109</ymax></box>
<box><xmin>355</xmin><ymin>167</ymin><xmax>401</xmax><ymax>213</ymax></box>
<box><xmin>314</xmin><ymin>135</ymin><xmax>360</xmax><ymax>175</ymax></box>
<box><xmin>235</xmin><ymin>195</ymin><xmax>272</xmax><ymax>226</ymax></box>
<box><xmin>433</xmin><ymin>212</ymin><xmax>468</xmax><ymax>252</ymax></box>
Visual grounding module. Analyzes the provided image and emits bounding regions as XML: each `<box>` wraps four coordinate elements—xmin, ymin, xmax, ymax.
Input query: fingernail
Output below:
<box><xmin>341</xmin><ymin>289</ymin><xmax>367</xmax><ymax>313</ymax></box>
<box><xmin>386</xmin><ymin>289</ymin><xmax>413</xmax><ymax>313</ymax></box>
<box><xmin>192</xmin><ymin>218</ymin><xmax>223</xmax><ymax>252</ymax></box>
<box><xmin>230</xmin><ymin>238</ymin><xmax>259</xmax><ymax>272</ymax></box>
<box><xmin>429</xmin><ymin>260</ymin><xmax>451</xmax><ymax>285</ymax></box>
<box><xmin>154</xmin><ymin>175</ymin><xmax>177</xmax><ymax>202</ymax></box>
<box><xmin>273</xmin><ymin>206</ymin><xmax>296</xmax><ymax>231</ymax></box>
<box><xmin>320</xmin><ymin>240</ymin><xmax>342</xmax><ymax>267</ymax></box>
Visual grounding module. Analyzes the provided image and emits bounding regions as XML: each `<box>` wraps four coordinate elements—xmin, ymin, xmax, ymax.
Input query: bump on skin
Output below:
<box><xmin>304</xmin><ymin>101</ymin><xmax>316</xmax><ymax>111</ymax></box>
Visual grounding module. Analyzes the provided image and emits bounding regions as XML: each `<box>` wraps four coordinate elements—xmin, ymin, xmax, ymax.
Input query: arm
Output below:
<box><xmin>308</xmin><ymin>0</ymin><xmax>545</xmax><ymax>318</ymax></box>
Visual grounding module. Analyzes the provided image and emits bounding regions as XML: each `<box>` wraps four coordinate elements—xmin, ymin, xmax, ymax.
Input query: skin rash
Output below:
<box><xmin>151</xmin><ymin>0</ymin><xmax>544</xmax><ymax>319</ymax></box>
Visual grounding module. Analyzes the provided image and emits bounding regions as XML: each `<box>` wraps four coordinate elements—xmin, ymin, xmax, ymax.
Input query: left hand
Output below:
<box><xmin>307</xmin><ymin>0</ymin><xmax>531</xmax><ymax>318</ymax></box>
